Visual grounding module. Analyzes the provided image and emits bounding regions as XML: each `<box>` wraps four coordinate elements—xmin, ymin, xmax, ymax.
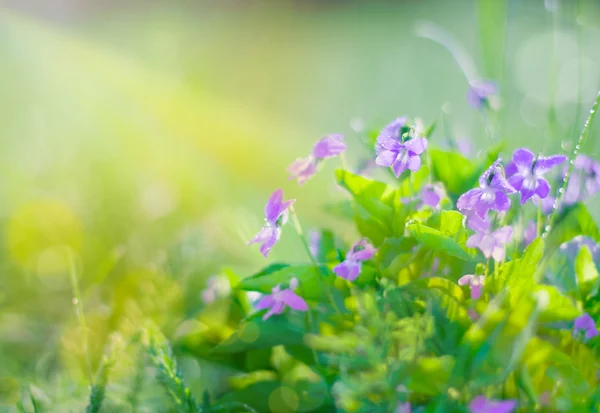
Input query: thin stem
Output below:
<box><xmin>544</xmin><ymin>90</ymin><xmax>600</xmax><ymax>238</ymax></box>
<box><xmin>536</xmin><ymin>204</ymin><xmax>543</xmax><ymax>238</ymax></box>
<box><xmin>66</xmin><ymin>247</ymin><xmax>94</xmax><ymax>385</ymax></box>
<box><xmin>289</xmin><ymin>206</ymin><xmax>342</xmax><ymax>315</ymax></box>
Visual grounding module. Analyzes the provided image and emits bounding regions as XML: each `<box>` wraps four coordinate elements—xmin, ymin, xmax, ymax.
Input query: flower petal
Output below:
<box><xmin>492</xmin><ymin>190</ymin><xmax>511</xmax><ymax>212</ymax></box>
<box><xmin>255</xmin><ymin>294</ymin><xmax>275</xmax><ymax>310</ymax></box>
<box><xmin>404</xmin><ymin>137</ymin><xmax>428</xmax><ymax>155</ymax></box>
<box><xmin>534</xmin><ymin>178</ymin><xmax>550</xmax><ymax>199</ymax></box>
<box><xmin>458</xmin><ymin>274</ymin><xmax>474</xmax><ymax>285</ymax></box>
<box><xmin>407</xmin><ymin>154</ymin><xmax>422</xmax><ymax>171</ymax></box>
<box><xmin>392</xmin><ymin>151</ymin><xmax>410</xmax><ymax>177</ymax></box>
<box><xmin>493</xmin><ymin>226</ymin><xmax>513</xmax><ymax>244</ymax></box>
<box><xmin>512</xmin><ymin>148</ymin><xmax>535</xmax><ymax>170</ymax></box>
<box><xmin>312</xmin><ymin>134</ymin><xmax>346</xmax><ymax>159</ymax></box>
<box><xmin>375</xmin><ymin>150</ymin><xmax>397</xmax><ymax>167</ymax></box>
<box><xmin>534</xmin><ymin>154</ymin><xmax>567</xmax><ymax>175</ymax></box>
<box><xmin>333</xmin><ymin>260</ymin><xmax>361</xmax><ymax>281</ymax></box>
<box><xmin>264</xmin><ymin>189</ymin><xmax>284</xmax><ymax>222</ymax></box>
<box><xmin>279</xmin><ymin>290</ymin><xmax>309</xmax><ymax>311</ymax></box>
<box><xmin>259</xmin><ymin>227</ymin><xmax>281</xmax><ymax>257</ymax></box>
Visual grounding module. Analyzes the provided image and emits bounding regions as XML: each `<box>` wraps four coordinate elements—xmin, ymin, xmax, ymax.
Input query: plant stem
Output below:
<box><xmin>289</xmin><ymin>206</ymin><xmax>343</xmax><ymax>315</ymax></box>
<box><xmin>536</xmin><ymin>204</ymin><xmax>543</xmax><ymax>238</ymax></box>
<box><xmin>66</xmin><ymin>247</ymin><xmax>94</xmax><ymax>385</ymax></box>
<box><xmin>544</xmin><ymin>90</ymin><xmax>600</xmax><ymax>238</ymax></box>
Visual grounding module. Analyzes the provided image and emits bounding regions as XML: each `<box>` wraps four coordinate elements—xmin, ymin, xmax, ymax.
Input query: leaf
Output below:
<box><xmin>238</xmin><ymin>264</ymin><xmax>332</xmax><ymax>301</ymax></box>
<box><xmin>404</xmin><ymin>356</ymin><xmax>455</xmax><ymax>395</ymax></box>
<box><xmin>406</xmin><ymin>222</ymin><xmax>474</xmax><ymax>262</ymax></box>
<box><xmin>428</xmin><ymin>149</ymin><xmax>480</xmax><ymax>199</ymax></box>
<box><xmin>335</xmin><ymin>169</ymin><xmax>395</xmax><ymax>222</ymax></box>
<box><xmin>211</xmin><ymin>315</ymin><xmax>306</xmax><ymax>354</ymax></box>
<box><xmin>546</xmin><ymin>204</ymin><xmax>600</xmax><ymax>254</ymax></box>
<box><xmin>377</xmin><ymin>237</ymin><xmax>418</xmax><ymax>279</ymax></box>
<box><xmin>534</xmin><ymin>285</ymin><xmax>580</xmax><ymax>323</ymax></box>
<box><xmin>323</xmin><ymin>200</ymin><xmax>354</xmax><ymax>220</ymax></box>
<box><xmin>575</xmin><ymin>245</ymin><xmax>599</xmax><ymax>299</ymax></box>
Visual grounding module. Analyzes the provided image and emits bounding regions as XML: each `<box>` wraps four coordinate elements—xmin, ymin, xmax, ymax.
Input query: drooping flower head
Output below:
<box><xmin>288</xmin><ymin>134</ymin><xmax>346</xmax><ymax>185</ymax></box>
<box><xmin>467</xmin><ymin>226</ymin><xmax>513</xmax><ymax>261</ymax></box>
<box><xmin>333</xmin><ymin>239</ymin><xmax>376</xmax><ymax>282</ymax></box>
<box><xmin>467</xmin><ymin>80</ymin><xmax>498</xmax><ymax>110</ymax></box>
<box><xmin>573</xmin><ymin>313</ymin><xmax>599</xmax><ymax>341</ymax></box>
<box><xmin>469</xmin><ymin>396</ymin><xmax>517</xmax><ymax>413</ymax></box>
<box><xmin>375</xmin><ymin>117</ymin><xmax>428</xmax><ymax>178</ymax></box>
<box><xmin>457</xmin><ymin>160</ymin><xmax>515</xmax><ymax>230</ymax></box>
<box><xmin>505</xmin><ymin>148</ymin><xmax>567</xmax><ymax>205</ymax></box>
<box><xmin>247</xmin><ymin>189</ymin><xmax>295</xmax><ymax>257</ymax></box>
<box><xmin>458</xmin><ymin>274</ymin><xmax>485</xmax><ymax>300</ymax></box>
<box><xmin>255</xmin><ymin>277</ymin><xmax>308</xmax><ymax>320</ymax></box>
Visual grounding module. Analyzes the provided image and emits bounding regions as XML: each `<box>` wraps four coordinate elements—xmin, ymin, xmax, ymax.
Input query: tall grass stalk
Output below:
<box><xmin>86</xmin><ymin>335</ymin><xmax>119</xmax><ymax>413</ymax></box>
<box><xmin>66</xmin><ymin>247</ymin><xmax>93</xmax><ymax>385</ymax></box>
<box><xmin>544</xmin><ymin>90</ymin><xmax>600</xmax><ymax>237</ymax></box>
<box><xmin>127</xmin><ymin>346</ymin><xmax>147</xmax><ymax>412</ymax></box>
<box><xmin>143</xmin><ymin>321</ymin><xmax>198</xmax><ymax>413</ymax></box>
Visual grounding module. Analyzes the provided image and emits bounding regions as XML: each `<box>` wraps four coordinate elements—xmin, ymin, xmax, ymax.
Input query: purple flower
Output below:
<box><xmin>375</xmin><ymin>118</ymin><xmax>428</xmax><ymax>178</ymax></box>
<box><xmin>255</xmin><ymin>278</ymin><xmax>308</xmax><ymax>320</ymax></box>
<box><xmin>458</xmin><ymin>274</ymin><xmax>485</xmax><ymax>300</ymax></box>
<box><xmin>562</xmin><ymin>155</ymin><xmax>600</xmax><ymax>203</ymax></box>
<box><xmin>573</xmin><ymin>313</ymin><xmax>599</xmax><ymax>340</ymax></box>
<box><xmin>505</xmin><ymin>148</ymin><xmax>566</xmax><ymax>205</ymax></box>
<box><xmin>523</xmin><ymin>220</ymin><xmax>537</xmax><ymax>247</ymax></box>
<box><xmin>288</xmin><ymin>134</ymin><xmax>346</xmax><ymax>185</ymax></box>
<box><xmin>247</xmin><ymin>189</ymin><xmax>295</xmax><ymax>257</ymax></box>
<box><xmin>467</xmin><ymin>226</ymin><xmax>513</xmax><ymax>261</ymax></box>
<box><xmin>469</xmin><ymin>396</ymin><xmax>517</xmax><ymax>413</ymax></box>
<box><xmin>395</xmin><ymin>402</ymin><xmax>411</xmax><ymax>413</ymax></box>
<box><xmin>559</xmin><ymin>236</ymin><xmax>600</xmax><ymax>262</ymax></box>
<box><xmin>333</xmin><ymin>239</ymin><xmax>376</xmax><ymax>282</ymax></box>
<box><xmin>420</xmin><ymin>183</ymin><xmax>446</xmax><ymax>208</ymax></box>
<box><xmin>467</xmin><ymin>80</ymin><xmax>498</xmax><ymax>109</ymax></box>
<box><xmin>457</xmin><ymin>160</ymin><xmax>515</xmax><ymax>227</ymax></box>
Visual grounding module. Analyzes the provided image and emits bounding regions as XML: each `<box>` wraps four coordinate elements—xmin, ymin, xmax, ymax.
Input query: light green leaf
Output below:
<box><xmin>406</xmin><ymin>222</ymin><xmax>474</xmax><ymax>262</ymax></box>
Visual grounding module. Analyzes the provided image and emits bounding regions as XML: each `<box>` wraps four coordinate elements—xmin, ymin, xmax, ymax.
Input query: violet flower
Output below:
<box><xmin>505</xmin><ymin>148</ymin><xmax>566</xmax><ymax>205</ymax></box>
<box><xmin>467</xmin><ymin>226</ymin><xmax>513</xmax><ymax>261</ymax></box>
<box><xmin>375</xmin><ymin>118</ymin><xmax>428</xmax><ymax>178</ymax></box>
<box><xmin>255</xmin><ymin>278</ymin><xmax>308</xmax><ymax>320</ymax></box>
<box><xmin>247</xmin><ymin>189</ymin><xmax>295</xmax><ymax>257</ymax></box>
<box><xmin>559</xmin><ymin>236</ymin><xmax>600</xmax><ymax>262</ymax></box>
<box><xmin>420</xmin><ymin>183</ymin><xmax>446</xmax><ymax>209</ymax></box>
<box><xmin>467</xmin><ymin>80</ymin><xmax>498</xmax><ymax>110</ymax></box>
<box><xmin>288</xmin><ymin>134</ymin><xmax>346</xmax><ymax>185</ymax></box>
<box><xmin>469</xmin><ymin>396</ymin><xmax>517</xmax><ymax>413</ymax></box>
<box><xmin>573</xmin><ymin>313</ymin><xmax>599</xmax><ymax>341</ymax></box>
<box><xmin>457</xmin><ymin>160</ymin><xmax>515</xmax><ymax>226</ymax></box>
<box><xmin>458</xmin><ymin>274</ymin><xmax>485</xmax><ymax>300</ymax></box>
<box><xmin>333</xmin><ymin>239</ymin><xmax>376</xmax><ymax>282</ymax></box>
<box><xmin>395</xmin><ymin>402</ymin><xmax>411</xmax><ymax>413</ymax></box>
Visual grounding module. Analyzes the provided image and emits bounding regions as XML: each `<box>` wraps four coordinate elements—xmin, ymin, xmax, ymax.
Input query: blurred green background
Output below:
<box><xmin>0</xmin><ymin>0</ymin><xmax>600</xmax><ymax>410</ymax></box>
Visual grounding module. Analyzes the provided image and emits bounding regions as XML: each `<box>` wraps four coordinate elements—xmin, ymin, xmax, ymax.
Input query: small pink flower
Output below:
<box><xmin>255</xmin><ymin>278</ymin><xmax>308</xmax><ymax>320</ymax></box>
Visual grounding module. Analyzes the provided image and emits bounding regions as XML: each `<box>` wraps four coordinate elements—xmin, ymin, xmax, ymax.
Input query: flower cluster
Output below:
<box><xmin>240</xmin><ymin>109</ymin><xmax>600</xmax><ymax>412</ymax></box>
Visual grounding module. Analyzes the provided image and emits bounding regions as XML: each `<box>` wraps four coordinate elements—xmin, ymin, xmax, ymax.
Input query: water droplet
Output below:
<box><xmin>545</xmin><ymin>225</ymin><xmax>551</xmax><ymax>231</ymax></box>
<box><xmin>558</xmin><ymin>188</ymin><xmax>565</xmax><ymax>194</ymax></box>
<box><xmin>570</xmin><ymin>160</ymin><xmax>575</xmax><ymax>164</ymax></box>
<box><xmin>575</xmin><ymin>145</ymin><xmax>581</xmax><ymax>150</ymax></box>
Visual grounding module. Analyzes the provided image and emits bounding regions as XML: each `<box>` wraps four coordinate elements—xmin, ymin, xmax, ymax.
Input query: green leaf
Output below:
<box><xmin>377</xmin><ymin>237</ymin><xmax>418</xmax><ymax>279</ymax></box>
<box><xmin>406</xmin><ymin>222</ymin><xmax>474</xmax><ymax>262</ymax></box>
<box><xmin>323</xmin><ymin>200</ymin><xmax>354</xmax><ymax>220</ymax></box>
<box><xmin>534</xmin><ymin>285</ymin><xmax>580</xmax><ymax>323</ymax></box>
<box><xmin>575</xmin><ymin>245</ymin><xmax>599</xmax><ymax>299</ymax></box>
<box><xmin>405</xmin><ymin>356</ymin><xmax>455</xmax><ymax>395</ymax></box>
<box><xmin>428</xmin><ymin>149</ymin><xmax>480</xmax><ymax>199</ymax></box>
<box><xmin>546</xmin><ymin>204</ymin><xmax>600</xmax><ymax>253</ymax></box>
<box><xmin>238</xmin><ymin>264</ymin><xmax>331</xmax><ymax>301</ymax></box>
<box><xmin>335</xmin><ymin>169</ymin><xmax>395</xmax><ymax>221</ymax></box>
<box><xmin>211</xmin><ymin>315</ymin><xmax>306</xmax><ymax>354</ymax></box>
